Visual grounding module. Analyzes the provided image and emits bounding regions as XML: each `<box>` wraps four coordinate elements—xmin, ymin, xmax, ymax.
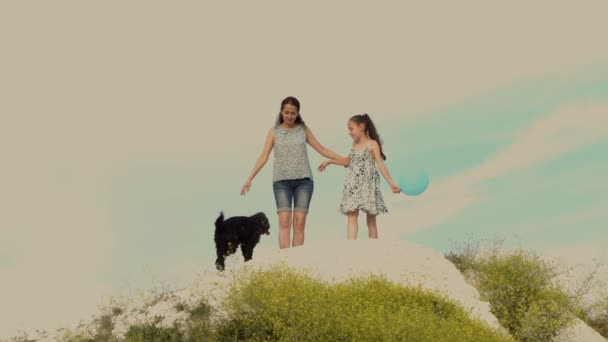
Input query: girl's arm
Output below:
<box><xmin>241</xmin><ymin>128</ymin><xmax>274</xmax><ymax>195</ymax></box>
<box><xmin>370</xmin><ymin>140</ymin><xmax>401</xmax><ymax>193</ymax></box>
<box><xmin>305</xmin><ymin>126</ymin><xmax>346</xmax><ymax>160</ymax></box>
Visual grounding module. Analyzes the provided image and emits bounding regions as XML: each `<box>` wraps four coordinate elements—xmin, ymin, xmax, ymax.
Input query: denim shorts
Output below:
<box><xmin>272</xmin><ymin>177</ymin><xmax>314</xmax><ymax>213</ymax></box>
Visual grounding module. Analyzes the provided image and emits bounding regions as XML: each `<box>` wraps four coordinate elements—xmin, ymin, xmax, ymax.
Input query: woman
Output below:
<box><xmin>240</xmin><ymin>96</ymin><xmax>344</xmax><ymax>248</ymax></box>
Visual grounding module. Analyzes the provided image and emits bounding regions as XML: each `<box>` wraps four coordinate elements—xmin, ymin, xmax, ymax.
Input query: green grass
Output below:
<box><xmin>445</xmin><ymin>240</ymin><xmax>607</xmax><ymax>341</ymax></box>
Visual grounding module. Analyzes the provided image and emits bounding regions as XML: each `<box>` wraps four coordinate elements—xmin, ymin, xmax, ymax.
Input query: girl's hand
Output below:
<box><xmin>318</xmin><ymin>161</ymin><xmax>331</xmax><ymax>172</ymax></box>
<box><xmin>240</xmin><ymin>180</ymin><xmax>252</xmax><ymax>196</ymax></box>
<box><xmin>390</xmin><ymin>183</ymin><xmax>401</xmax><ymax>193</ymax></box>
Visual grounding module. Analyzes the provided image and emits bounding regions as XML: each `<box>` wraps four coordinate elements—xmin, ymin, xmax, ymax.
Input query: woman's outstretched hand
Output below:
<box><xmin>240</xmin><ymin>180</ymin><xmax>252</xmax><ymax>195</ymax></box>
<box><xmin>318</xmin><ymin>161</ymin><xmax>331</xmax><ymax>172</ymax></box>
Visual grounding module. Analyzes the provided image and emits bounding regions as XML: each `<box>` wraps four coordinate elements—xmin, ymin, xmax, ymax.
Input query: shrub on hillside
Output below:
<box><xmin>446</xmin><ymin>241</ymin><xmax>576</xmax><ymax>341</ymax></box>
<box><xmin>578</xmin><ymin>295</ymin><xmax>608</xmax><ymax>338</ymax></box>
<box><xmin>215</xmin><ymin>263</ymin><xmax>512</xmax><ymax>342</ymax></box>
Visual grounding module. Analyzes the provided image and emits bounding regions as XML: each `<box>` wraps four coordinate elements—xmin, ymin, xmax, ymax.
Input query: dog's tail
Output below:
<box><xmin>215</xmin><ymin>211</ymin><xmax>225</xmax><ymax>230</ymax></box>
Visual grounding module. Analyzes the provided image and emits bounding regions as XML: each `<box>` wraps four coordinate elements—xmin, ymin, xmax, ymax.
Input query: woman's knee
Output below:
<box><xmin>293</xmin><ymin>212</ymin><xmax>307</xmax><ymax>230</ymax></box>
<box><xmin>277</xmin><ymin>212</ymin><xmax>291</xmax><ymax>228</ymax></box>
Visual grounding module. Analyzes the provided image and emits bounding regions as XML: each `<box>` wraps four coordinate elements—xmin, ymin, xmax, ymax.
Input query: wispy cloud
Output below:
<box><xmin>383</xmin><ymin>101</ymin><xmax>608</xmax><ymax>240</ymax></box>
<box><xmin>466</xmin><ymin>101</ymin><xmax>608</xmax><ymax>184</ymax></box>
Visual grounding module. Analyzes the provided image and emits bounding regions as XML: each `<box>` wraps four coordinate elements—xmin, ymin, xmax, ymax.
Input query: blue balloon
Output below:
<box><xmin>397</xmin><ymin>168</ymin><xmax>429</xmax><ymax>196</ymax></box>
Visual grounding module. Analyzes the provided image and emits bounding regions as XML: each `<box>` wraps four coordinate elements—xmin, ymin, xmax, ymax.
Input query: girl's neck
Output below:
<box><xmin>281</xmin><ymin>122</ymin><xmax>297</xmax><ymax>129</ymax></box>
<box><xmin>355</xmin><ymin>135</ymin><xmax>369</xmax><ymax>145</ymax></box>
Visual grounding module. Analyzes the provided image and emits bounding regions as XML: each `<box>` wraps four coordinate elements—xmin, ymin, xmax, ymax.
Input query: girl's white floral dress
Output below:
<box><xmin>339</xmin><ymin>141</ymin><xmax>388</xmax><ymax>215</ymax></box>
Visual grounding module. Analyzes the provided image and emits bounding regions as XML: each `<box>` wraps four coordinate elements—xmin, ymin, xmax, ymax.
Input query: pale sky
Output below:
<box><xmin>1</xmin><ymin>1</ymin><xmax>607</xmax><ymax>338</ymax></box>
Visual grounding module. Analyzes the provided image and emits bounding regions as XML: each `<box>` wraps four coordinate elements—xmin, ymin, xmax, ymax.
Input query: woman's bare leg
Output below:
<box><xmin>278</xmin><ymin>211</ymin><xmax>292</xmax><ymax>249</ymax></box>
<box><xmin>292</xmin><ymin>211</ymin><xmax>307</xmax><ymax>247</ymax></box>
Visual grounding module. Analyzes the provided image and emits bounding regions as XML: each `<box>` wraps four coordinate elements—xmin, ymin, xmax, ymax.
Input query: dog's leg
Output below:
<box><xmin>215</xmin><ymin>259</ymin><xmax>224</xmax><ymax>271</ymax></box>
<box><xmin>227</xmin><ymin>240</ymin><xmax>237</xmax><ymax>255</ymax></box>
<box><xmin>241</xmin><ymin>244</ymin><xmax>254</xmax><ymax>262</ymax></box>
<box><xmin>216</xmin><ymin>241</ymin><xmax>238</xmax><ymax>271</ymax></box>
<box><xmin>215</xmin><ymin>244</ymin><xmax>227</xmax><ymax>271</ymax></box>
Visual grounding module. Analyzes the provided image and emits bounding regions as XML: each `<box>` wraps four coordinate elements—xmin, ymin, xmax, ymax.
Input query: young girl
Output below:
<box><xmin>318</xmin><ymin>113</ymin><xmax>400</xmax><ymax>240</ymax></box>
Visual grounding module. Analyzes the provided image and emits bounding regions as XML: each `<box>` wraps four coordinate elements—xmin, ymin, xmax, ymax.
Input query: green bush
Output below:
<box><xmin>587</xmin><ymin>311</ymin><xmax>608</xmax><ymax>337</ymax></box>
<box><xmin>122</xmin><ymin>307</ymin><xmax>215</xmax><ymax>342</ymax></box>
<box><xmin>123</xmin><ymin>321</ymin><xmax>184</xmax><ymax>342</ymax></box>
<box><xmin>56</xmin><ymin>297</ymin><xmax>215</xmax><ymax>342</ymax></box>
<box><xmin>215</xmin><ymin>263</ymin><xmax>512</xmax><ymax>342</ymax></box>
<box><xmin>445</xmin><ymin>240</ymin><xmax>480</xmax><ymax>273</ymax></box>
<box><xmin>578</xmin><ymin>296</ymin><xmax>608</xmax><ymax>338</ymax></box>
<box><xmin>446</xmin><ymin>242</ymin><xmax>576</xmax><ymax>341</ymax></box>
<box><xmin>188</xmin><ymin>298</ymin><xmax>212</xmax><ymax>321</ymax></box>
<box><xmin>57</xmin><ymin>311</ymin><xmax>121</xmax><ymax>342</ymax></box>
<box><xmin>184</xmin><ymin>298</ymin><xmax>215</xmax><ymax>341</ymax></box>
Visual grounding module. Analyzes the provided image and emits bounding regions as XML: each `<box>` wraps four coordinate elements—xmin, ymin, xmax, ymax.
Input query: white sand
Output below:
<box><xmin>555</xmin><ymin>318</ymin><xmax>606</xmax><ymax>342</ymax></box>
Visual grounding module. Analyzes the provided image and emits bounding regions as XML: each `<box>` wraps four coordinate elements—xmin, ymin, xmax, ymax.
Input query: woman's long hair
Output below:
<box><xmin>349</xmin><ymin>113</ymin><xmax>386</xmax><ymax>160</ymax></box>
<box><xmin>276</xmin><ymin>96</ymin><xmax>305</xmax><ymax>126</ymax></box>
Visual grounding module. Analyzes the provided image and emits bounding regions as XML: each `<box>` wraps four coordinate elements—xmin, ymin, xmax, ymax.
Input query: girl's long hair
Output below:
<box><xmin>276</xmin><ymin>96</ymin><xmax>305</xmax><ymax>126</ymax></box>
<box><xmin>349</xmin><ymin>113</ymin><xmax>386</xmax><ymax>160</ymax></box>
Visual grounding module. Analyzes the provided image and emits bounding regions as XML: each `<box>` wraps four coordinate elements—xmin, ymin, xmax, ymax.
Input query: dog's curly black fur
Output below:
<box><xmin>214</xmin><ymin>211</ymin><xmax>270</xmax><ymax>271</ymax></box>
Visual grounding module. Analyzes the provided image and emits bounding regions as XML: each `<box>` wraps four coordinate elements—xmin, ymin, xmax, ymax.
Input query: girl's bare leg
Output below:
<box><xmin>347</xmin><ymin>210</ymin><xmax>359</xmax><ymax>240</ymax></box>
<box><xmin>366</xmin><ymin>213</ymin><xmax>378</xmax><ymax>239</ymax></box>
<box><xmin>278</xmin><ymin>211</ymin><xmax>292</xmax><ymax>249</ymax></box>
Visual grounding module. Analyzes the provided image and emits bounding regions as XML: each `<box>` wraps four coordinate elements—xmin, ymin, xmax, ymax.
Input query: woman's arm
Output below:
<box><xmin>318</xmin><ymin>155</ymin><xmax>351</xmax><ymax>171</ymax></box>
<box><xmin>305</xmin><ymin>126</ymin><xmax>347</xmax><ymax>160</ymax></box>
<box><xmin>370</xmin><ymin>140</ymin><xmax>401</xmax><ymax>193</ymax></box>
<box><xmin>241</xmin><ymin>128</ymin><xmax>274</xmax><ymax>195</ymax></box>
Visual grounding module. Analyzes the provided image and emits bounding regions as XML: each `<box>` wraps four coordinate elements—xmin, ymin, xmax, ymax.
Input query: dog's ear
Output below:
<box><xmin>252</xmin><ymin>212</ymin><xmax>268</xmax><ymax>227</ymax></box>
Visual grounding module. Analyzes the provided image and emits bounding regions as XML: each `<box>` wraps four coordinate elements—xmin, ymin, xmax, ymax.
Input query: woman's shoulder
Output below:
<box><xmin>267</xmin><ymin>126</ymin><xmax>277</xmax><ymax>138</ymax></box>
<box><xmin>276</xmin><ymin>123</ymin><xmax>307</xmax><ymax>133</ymax></box>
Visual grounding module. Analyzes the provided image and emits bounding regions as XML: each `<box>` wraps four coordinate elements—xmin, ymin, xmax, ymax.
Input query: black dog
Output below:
<box><xmin>214</xmin><ymin>211</ymin><xmax>270</xmax><ymax>271</ymax></box>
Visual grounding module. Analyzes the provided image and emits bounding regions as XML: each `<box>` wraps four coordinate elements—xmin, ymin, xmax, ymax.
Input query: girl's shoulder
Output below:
<box><xmin>367</xmin><ymin>139</ymin><xmax>380</xmax><ymax>148</ymax></box>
